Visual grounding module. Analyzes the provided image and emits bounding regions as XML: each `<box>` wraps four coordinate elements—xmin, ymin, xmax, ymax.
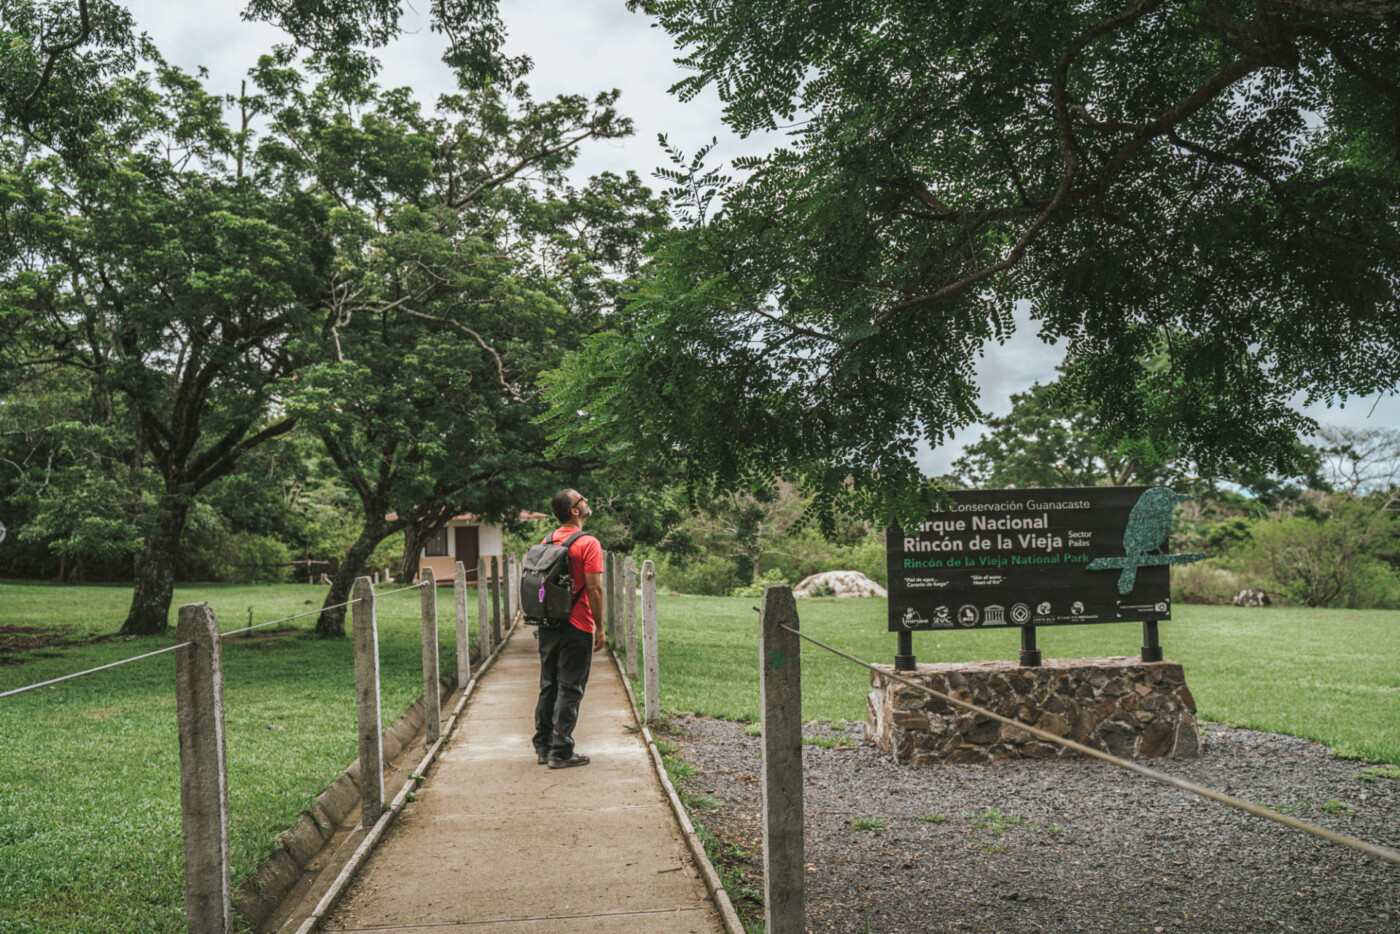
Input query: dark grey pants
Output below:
<box><xmin>533</xmin><ymin>625</ymin><xmax>593</xmax><ymax>760</ymax></box>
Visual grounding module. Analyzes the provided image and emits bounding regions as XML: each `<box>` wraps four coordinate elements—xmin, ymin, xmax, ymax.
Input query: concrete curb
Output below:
<box><xmin>609</xmin><ymin>649</ymin><xmax>746</xmax><ymax>934</ymax></box>
<box><xmin>237</xmin><ymin>697</ymin><xmax>435</xmax><ymax>928</ymax></box>
<box><xmin>245</xmin><ymin>614</ymin><xmax>522</xmax><ymax>934</ymax></box>
<box><xmin>290</xmin><ymin>614</ymin><xmax>522</xmax><ymax>934</ymax></box>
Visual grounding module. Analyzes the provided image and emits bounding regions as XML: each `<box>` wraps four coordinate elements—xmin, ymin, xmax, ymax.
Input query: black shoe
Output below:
<box><xmin>536</xmin><ymin>752</ymin><xmax>549</xmax><ymax>765</ymax></box>
<box><xmin>547</xmin><ymin>753</ymin><xmax>590</xmax><ymax>769</ymax></box>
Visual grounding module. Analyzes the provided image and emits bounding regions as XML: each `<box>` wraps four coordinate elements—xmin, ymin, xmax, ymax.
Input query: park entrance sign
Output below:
<box><xmin>886</xmin><ymin>487</ymin><xmax>1204</xmax><ymax>668</ymax></box>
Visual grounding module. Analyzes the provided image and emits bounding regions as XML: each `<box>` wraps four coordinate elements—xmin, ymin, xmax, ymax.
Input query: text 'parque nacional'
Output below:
<box><xmin>887</xmin><ymin>487</ymin><xmax>1204</xmax><ymax>632</ymax></box>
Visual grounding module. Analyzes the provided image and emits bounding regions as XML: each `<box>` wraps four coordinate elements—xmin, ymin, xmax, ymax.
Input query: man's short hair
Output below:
<box><xmin>551</xmin><ymin>489</ymin><xmax>578</xmax><ymax>523</ymax></box>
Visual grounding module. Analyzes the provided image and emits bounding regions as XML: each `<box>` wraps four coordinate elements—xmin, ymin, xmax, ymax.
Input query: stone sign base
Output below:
<box><xmin>867</xmin><ymin>656</ymin><xmax>1200</xmax><ymax>764</ymax></box>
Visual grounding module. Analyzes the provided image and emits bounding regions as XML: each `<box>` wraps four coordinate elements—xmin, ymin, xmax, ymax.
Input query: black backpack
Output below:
<box><xmin>520</xmin><ymin>530</ymin><xmax>595</xmax><ymax>629</ymax></box>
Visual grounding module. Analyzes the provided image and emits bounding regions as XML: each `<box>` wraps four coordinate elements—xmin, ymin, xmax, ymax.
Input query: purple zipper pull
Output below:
<box><xmin>538</xmin><ymin>584</ymin><xmax>547</xmax><ymax>602</ymax></box>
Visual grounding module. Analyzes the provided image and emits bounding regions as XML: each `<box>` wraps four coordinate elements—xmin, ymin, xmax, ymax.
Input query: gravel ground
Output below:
<box><xmin>668</xmin><ymin>716</ymin><xmax>1400</xmax><ymax>934</ymax></box>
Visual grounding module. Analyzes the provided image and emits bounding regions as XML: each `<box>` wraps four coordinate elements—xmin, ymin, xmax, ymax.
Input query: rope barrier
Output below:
<box><xmin>373</xmin><ymin>582</ymin><xmax>426</xmax><ymax>597</ymax></box>
<box><xmin>780</xmin><ymin>623</ymin><xmax>1400</xmax><ymax>868</ymax></box>
<box><xmin>0</xmin><ymin>642</ymin><xmax>194</xmax><ymax>700</ymax></box>
<box><xmin>218</xmin><ymin>596</ymin><xmax>363</xmax><ymax>640</ymax></box>
<box><xmin>0</xmin><ymin>582</ymin><xmax>425</xmax><ymax>700</ymax></box>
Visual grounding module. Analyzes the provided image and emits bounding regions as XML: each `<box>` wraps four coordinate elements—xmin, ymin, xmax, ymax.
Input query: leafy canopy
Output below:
<box><xmin>548</xmin><ymin>1</ymin><xmax>1400</xmax><ymax>526</ymax></box>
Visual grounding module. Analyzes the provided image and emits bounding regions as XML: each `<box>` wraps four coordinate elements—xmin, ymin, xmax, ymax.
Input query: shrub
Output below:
<box><xmin>730</xmin><ymin>568</ymin><xmax>791</xmax><ymax>598</ymax></box>
<box><xmin>1171</xmin><ymin>562</ymin><xmax>1245</xmax><ymax>605</ymax></box>
<box><xmin>181</xmin><ymin>529</ymin><xmax>292</xmax><ymax>583</ymax></box>
<box><xmin>1234</xmin><ymin>497</ymin><xmax>1400</xmax><ymax>608</ymax></box>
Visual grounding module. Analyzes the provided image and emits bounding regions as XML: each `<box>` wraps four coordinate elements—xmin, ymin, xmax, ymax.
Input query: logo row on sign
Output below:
<box><xmin>899</xmin><ymin>598</ymin><xmax>1169</xmax><ymax>630</ymax></box>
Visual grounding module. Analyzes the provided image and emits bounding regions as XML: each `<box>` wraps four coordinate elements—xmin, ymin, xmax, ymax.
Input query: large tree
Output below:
<box><xmin>950</xmin><ymin>381</ymin><xmax>1179</xmax><ymax>489</ymax></box>
<box><xmin>255</xmin><ymin>59</ymin><xmax>664</xmax><ymax>634</ymax></box>
<box><xmin>548</xmin><ymin>1</ymin><xmax>1400</xmax><ymax>526</ymax></box>
<box><xmin>0</xmin><ymin>0</ymin><xmax>573</xmax><ymax>632</ymax></box>
<box><xmin>0</xmin><ymin>52</ymin><xmax>326</xmax><ymax>632</ymax></box>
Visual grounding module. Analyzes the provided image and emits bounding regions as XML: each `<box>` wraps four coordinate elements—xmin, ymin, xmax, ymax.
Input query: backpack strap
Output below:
<box><xmin>550</xmin><ymin>530</ymin><xmax>597</xmax><ymax>610</ymax></box>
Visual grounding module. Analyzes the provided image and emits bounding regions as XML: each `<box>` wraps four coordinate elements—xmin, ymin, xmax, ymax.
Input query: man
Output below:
<box><xmin>533</xmin><ymin>488</ymin><xmax>606</xmax><ymax>769</ymax></box>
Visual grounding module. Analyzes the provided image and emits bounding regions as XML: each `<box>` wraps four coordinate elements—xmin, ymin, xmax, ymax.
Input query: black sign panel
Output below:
<box><xmin>887</xmin><ymin>487</ymin><xmax>1194</xmax><ymax>632</ymax></box>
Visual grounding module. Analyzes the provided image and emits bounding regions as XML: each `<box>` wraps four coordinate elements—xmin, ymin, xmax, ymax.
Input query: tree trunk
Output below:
<box><xmin>318</xmin><ymin>524</ymin><xmax>390</xmax><ymax>636</ymax></box>
<box><xmin>398</xmin><ymin>521</ymin><xmax>429</xmax><ymax>583</ymax></box>
<box><xmin>121</xmin><ymin>503</ymin><xmax>190</xmax><ymax>635</ymax></box>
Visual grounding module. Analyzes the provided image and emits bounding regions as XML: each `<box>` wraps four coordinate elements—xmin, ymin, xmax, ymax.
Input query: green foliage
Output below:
<box><xmin>246</xmin><ymin>50</ymin><xmax>662</xmax><ymax>631</ymax></box>
<box><xmin>179</xmin><ymin>528</ymin><xmax>292</xmax><ymax>584</ymax></box>
<box><xmin>0</xmin><ymin>580</ymin><xmax>473</xmax><ymax>933</ymax></box>
<box><xmin>970</xmin><ymin>808</ymin><xmax>1034</xmax><ymax>836</ymax></box>
<box><xmin>848</xmin><ymin>817</ymin><xmax>886</xmax><ymax>832</ymax></box>
<box><xmin>1356</xmin><ymin>765</ymin><xmax>1400</xmax><ymax>783</ymax></box>
<box><xmin>555</xmin><ymin>1</ymin><xmax>1400</xmax><ymax>524</ymax></box>
<box><xmin>1170</xmin><ymin>562</ymin><xmax>1246</xmax><ymax>606</ymax></box>
<box><xmin>951</xmin><ymin>381</ymin><xmax>1178</xmax><ymax>489</ymax></box>
<box><xmin>730</xmin><ymin>568</ymin><xmax>791</xmax><ymax>598</ymax></box>
<box><xmin>1233</xmin><ymin>493</ymin><xmax>1400</xmax><ymax>607</ymax></box>
<box><xmin>0</xmin><ymin>0</ymin><xmax>665</xmax><ymax>633</ymax></box>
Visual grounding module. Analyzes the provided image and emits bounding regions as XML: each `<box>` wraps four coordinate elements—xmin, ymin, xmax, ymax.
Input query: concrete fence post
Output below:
<box><xmin>606</xmin><ymin>552</ymin><xmax>619</xmax><ymax>649</ymax></box>
<box><xmin>352</xmin><ymin>577</ymin><xmax>384</xmax><ymax>829</ymax></box>
<box><xmin>477</xmin><ymin>557</ymin><xmax>491</xmax><ymax>658</ymax></box>
<box><xmin>623</xmin><ymin>556</ymin><xmax>638</xmax><ymax>679</ymax></box>
<box><xmin>759</xmin><ymin>584</ymin><xmax>804</xmax><ymax>934</ymax></box>
<box><xmin>613</xmin><ymin>554</ymin><xmax>625</xmax><ymax>656</ymax></box>
<box><xmin>454</xmin><ymin>560</ymin><xmax>471</xmax><ymax>687</ymax></box>
<box><xmin>599</xmin><ymin>551</ymin><xmax>610</xmax><ymax>646</ymax></box>
<box><xmin>490</xmin><ymin>555</ymin><xmax>503</xmax><ymax>645</ymax></box>
<box><xmin>507</xmin><ymin>553</ymin><xmax>517</xmax><ymax>623</ymax></box>
<box><xmin>642</xmin><ymin>560</ymin><xmax>659</xmax><ymax>725</ymax></box>
<box><xmin>502</xmin><ymin>552</ymin><xmax>515</xmax><ymax>629</ymax></box>
<box><xmin>514</xmin><ymin>552</ymin><xmax>522</xmax><ymax>621</ymax></box>
<box><xmin>420</xmin><ymin>567</ymin><xmax>441</xmax><ymax>745</ymax></box>
<box><xmin>175</xmin><ymin>602</ymin><xmax>232</xmax><ymax>934</ymax></box>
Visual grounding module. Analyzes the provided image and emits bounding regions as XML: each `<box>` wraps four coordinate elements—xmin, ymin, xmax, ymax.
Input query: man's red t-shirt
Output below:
<box><xmin>547</xmin><ymin>527</ymin><xmax>604</xmax><ymax>633</ymax></box>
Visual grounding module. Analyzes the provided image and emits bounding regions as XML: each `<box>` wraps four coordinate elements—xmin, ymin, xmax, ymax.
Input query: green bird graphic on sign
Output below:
<box><xmin>1087</xmin><ymin>487</ymin><xmax>1205</xmax><ymax>595</ymax></box>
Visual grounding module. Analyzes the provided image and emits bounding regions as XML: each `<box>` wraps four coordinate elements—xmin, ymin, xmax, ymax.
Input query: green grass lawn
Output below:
<box><xmin>3</xmin><ymin>583</ymin><xmax>1396</xmax><ymax>932</ymax></box>
<box><xmin>0</xmin><ymin>580</ymin><xmax>479</xmax><ymax>934</ymax></box>
<box><xmin>621</xmin><ymin>595</ymin><xmax>1400</xmax><ymax>765</ymax></box>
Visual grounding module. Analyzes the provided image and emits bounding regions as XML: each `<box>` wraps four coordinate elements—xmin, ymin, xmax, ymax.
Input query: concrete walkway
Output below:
<box><xmin>322</xmin><ymin>625</ymin><xmax>725</xmax><ymax>934</ymax></box>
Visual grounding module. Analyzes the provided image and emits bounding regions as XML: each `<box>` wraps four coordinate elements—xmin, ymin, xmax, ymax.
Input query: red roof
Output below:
<box><xmin>385</xmin><ymin>510</ymin><xmax>548</xmax><ymax>523</ymax></box>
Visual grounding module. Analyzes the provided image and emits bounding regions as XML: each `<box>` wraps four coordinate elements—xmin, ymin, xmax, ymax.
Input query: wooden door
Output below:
<box><xmin>454</xmin><ymin>526</ymin><xmax>480</xmax><ymax>582</ymax></box>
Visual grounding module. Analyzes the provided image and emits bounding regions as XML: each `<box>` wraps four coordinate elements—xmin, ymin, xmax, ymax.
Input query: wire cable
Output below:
<box><xmin>0</xmin><ymin>642</ymin><xmax>194</xmax><ymax>700</ymax></box>
<box><xmin>1</xmin><ymin>581</ymin><xmax>425</xmax><ymax>701</ymax></box>
<box><xmin>374</xmin><ymin>582</ymin><xmax>426</xmax><ymax>597</ymax></box>
<box><xmin>218</xmin><ymin>597</ymin><xmax>361</xmax><ymax>640</ymax></box>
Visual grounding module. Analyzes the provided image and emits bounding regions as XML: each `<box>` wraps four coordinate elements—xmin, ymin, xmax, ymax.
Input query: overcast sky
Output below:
<box><xmin>123</xmin><ymin>0</ymin><xmax>1397</xmax><ymax>476</ymax></box>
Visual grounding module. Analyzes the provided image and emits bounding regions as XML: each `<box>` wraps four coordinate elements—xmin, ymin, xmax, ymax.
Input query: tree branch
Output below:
<box><xmin>20</xmin><ymin>0</ymin><xmax>91</xmax><ymax>112</ymax></box>
<box><xmin>450</xmin><ymin>128</ymin><xmax>601</xmax><ymax>210</ymax></box>
<box><xmin>397</xmin><ymin>307</ymin><xmax>523</xmax><ymax>401</ymax></box>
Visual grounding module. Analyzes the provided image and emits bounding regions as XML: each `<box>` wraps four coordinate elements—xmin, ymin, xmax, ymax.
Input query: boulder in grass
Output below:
<box><xmin>792</xmin><ymin>570</ymin><xmax>888</xmax><ymax>598</ymax></box>
<box><xmin>1232</xmin><ymin>588</ymin><xmax>1271</xmax><ymax>607</ymax></box>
